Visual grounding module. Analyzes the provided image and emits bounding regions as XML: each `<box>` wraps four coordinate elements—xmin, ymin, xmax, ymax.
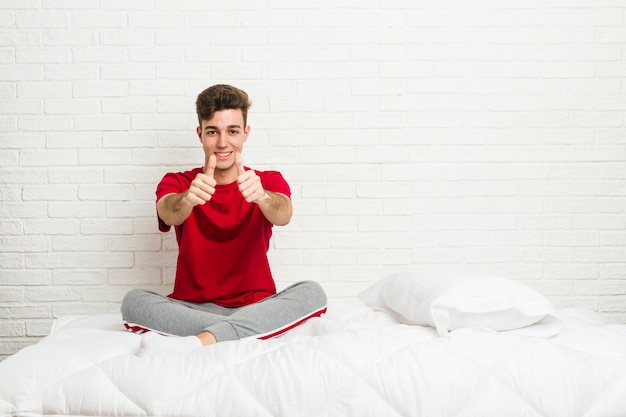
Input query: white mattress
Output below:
<box><xmin>1</xmin><ymin>302</ymin><xmax>626</xmax><ymax>417</ymax></box>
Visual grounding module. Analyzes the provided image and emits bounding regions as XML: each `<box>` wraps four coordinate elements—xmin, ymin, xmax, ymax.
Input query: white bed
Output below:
<box><xmin>1</xmin><ymin>271</ymin><xmax>626</xmax><ymax>417</ymax></box>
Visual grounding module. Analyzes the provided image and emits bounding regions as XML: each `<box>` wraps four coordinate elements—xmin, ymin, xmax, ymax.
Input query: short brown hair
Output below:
<box><xmin>195</xmin><ymin>84</ymin><xmax>252</xmax><ymax>127</ymax></box>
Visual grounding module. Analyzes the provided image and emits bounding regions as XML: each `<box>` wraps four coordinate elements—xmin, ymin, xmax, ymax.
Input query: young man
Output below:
<box><xmin>121</xmin><ymin>84</ymin><xmax>327</xmax><ymax>356</ymax></box>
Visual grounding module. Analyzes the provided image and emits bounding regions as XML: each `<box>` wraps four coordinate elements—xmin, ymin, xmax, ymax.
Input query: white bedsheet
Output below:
<box><xmin>1</xmin><ymin>303</ymin><xmax>626</xmax><ymax>417</ymax></box>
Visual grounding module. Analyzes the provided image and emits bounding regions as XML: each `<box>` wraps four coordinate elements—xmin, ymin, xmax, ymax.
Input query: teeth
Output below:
<box><xmin>215</xmin><ymin>152</ymin><xmax>231</xmax><ymax>157</ymax></box>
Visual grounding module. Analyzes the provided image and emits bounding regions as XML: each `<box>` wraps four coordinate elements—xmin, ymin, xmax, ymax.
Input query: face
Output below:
<box><xmin>196</xmin><ymin>108</ymin><xmax>250</xmax><ymax>184</ymax></box>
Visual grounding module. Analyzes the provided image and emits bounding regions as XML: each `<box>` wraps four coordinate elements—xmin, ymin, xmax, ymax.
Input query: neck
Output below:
<box><xmin>213</xmin><ymin>167</ymin><xmax>237</xmax><ymax>185</ymax></box>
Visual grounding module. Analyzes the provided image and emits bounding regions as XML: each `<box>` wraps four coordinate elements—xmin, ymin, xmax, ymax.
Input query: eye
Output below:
<box><xmin>229</xmin><ymin>129</ymin><xmax>239</xmax><ymax>135</ymax></box>
<box><xmin>206</xmin><ymin>130</ymin><xmax>217</xmax><ymax>135</ymax></box>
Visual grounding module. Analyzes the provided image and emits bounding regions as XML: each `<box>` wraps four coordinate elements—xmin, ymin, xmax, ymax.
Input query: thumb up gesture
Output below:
<box><xmin>236</xmin><ymin>152</ymin><xmax>268</xmax><ymax>204</ymax></box>
<box><xmin>185</xmin><ymin>153</ymin><xmax>217</xmax><ymax>206</ymax></box>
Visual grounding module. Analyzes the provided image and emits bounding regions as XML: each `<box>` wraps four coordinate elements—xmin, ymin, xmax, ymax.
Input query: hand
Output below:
<box><xmin>236</xmin><ymin>152</ymin><xmax>268</xmax><ymax>204</ymax></box>
<box><xmin>185</xmin><ymin>154</ymin><xmax>217</xmax><ymax>206</ymax></box>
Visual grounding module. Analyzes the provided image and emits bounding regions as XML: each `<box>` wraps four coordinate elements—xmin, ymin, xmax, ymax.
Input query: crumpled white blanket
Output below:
<box><xmin>1</xmin><ymin>303</ymin><xmax>625</xmax><ymax>417</ymax></box>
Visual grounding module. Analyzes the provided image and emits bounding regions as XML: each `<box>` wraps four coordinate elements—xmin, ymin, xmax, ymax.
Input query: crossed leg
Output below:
<box><xmin>121</xmin><ymin>281</ymin><xmax>327</xmax><ymax>355</ymax></box>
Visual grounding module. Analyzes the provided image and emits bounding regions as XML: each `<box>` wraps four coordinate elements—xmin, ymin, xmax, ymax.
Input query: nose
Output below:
<box><xmin>216</xmin><ymin>133</ymin><xmax>228</xmax><ymax>148</ymax></box>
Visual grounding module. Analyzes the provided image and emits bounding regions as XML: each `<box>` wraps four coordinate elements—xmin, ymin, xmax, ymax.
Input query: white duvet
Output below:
<box><xmin>1</xmin><ymin>303</ymin><xmax>626</xmax><ymax>417</ymax></box>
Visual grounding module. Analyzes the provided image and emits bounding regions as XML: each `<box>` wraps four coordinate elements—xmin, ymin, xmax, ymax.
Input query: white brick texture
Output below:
<box><xmin>1</xmin><ymin>1</ymin><xmax>626</xmax><ymax>359</ymax></box>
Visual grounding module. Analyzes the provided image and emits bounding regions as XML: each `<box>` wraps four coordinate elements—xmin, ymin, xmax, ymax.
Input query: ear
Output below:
<box><xmin>243</xmin><ymin>125</ymin><xmax>250</xmax><ymax>143</ymax></box>
<box><xmin>196</xmin><ymin>126</ymin><xmax>202</xmax><ymax>142</ymax></box>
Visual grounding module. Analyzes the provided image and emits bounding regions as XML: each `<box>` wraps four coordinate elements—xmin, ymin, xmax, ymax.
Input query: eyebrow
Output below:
<box><xmin>204</xmin><ymin>125</ymin><xmax>242</xmax><ymax>131</ymax></box>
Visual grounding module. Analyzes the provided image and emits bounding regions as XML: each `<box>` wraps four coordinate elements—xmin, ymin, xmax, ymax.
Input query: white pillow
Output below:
<box><xmin>357</xmin><ymin>270</ymin><xmax>561</xmax><ymax>337</ymax></box>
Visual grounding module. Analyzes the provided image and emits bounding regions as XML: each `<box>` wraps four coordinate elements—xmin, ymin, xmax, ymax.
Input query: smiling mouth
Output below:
<box><xmin>214</xmin><ymin>151</ymin><xmax>232</xmax><ymax>159</ymax></box>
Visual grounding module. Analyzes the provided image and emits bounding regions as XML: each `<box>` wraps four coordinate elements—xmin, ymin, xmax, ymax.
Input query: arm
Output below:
<box><xmin>157</xmin><ymin>192</ymin><xmax>195</xmax><ymax>227</ymax></box>
<box><xmin>158</xmin><ymin>156</ymin><xmax>217</xmax><ymax>227</ymax></box>
<box><xmin>235</xmin><ymin>153</ymin><xmax>292</xmax><ymax>226</ymax></box>
<box><xmin>255</xmin><ymin>190</ymin><xmax>293</xmax><ymax>226</ymax></box>
<box><xmin>160</xmin><ymin>181</ymin><xmax>292</xmax><ymax>227</ymax></box>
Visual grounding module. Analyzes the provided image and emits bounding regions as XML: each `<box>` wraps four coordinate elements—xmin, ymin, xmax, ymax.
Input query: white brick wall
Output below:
<box><xmin>1</xmin><ymin>1</ymin><xmax>625</xmax><ymax>359</ymax></box>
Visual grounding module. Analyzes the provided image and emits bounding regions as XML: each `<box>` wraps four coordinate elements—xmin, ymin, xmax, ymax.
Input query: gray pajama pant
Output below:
<box><xmin>121</xmin><ymin>280</ymin><xmax>327</xmax><ymax>342</ymax></box>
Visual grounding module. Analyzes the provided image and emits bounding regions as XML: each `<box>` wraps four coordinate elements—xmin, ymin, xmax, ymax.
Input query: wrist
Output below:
<box><xmin>255</xmin><ymin>190</ymin><xmax>270</xmax><ymax>205</ymax></box>
<box><xmin>181</xmin><ymin>190</ymin><xmax>197</xmax><ymax>207</ymax></box>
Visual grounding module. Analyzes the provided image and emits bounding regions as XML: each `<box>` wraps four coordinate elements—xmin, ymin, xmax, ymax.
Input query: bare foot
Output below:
<box><xmin>137</xmin><ymin>332</ymin><xmax>202</xmax><ymax>356</ymax></box>
<box><xmin>197</xmin><ymin>331</ymin><xmax>217</xmax><ymax>346</ymax></box>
